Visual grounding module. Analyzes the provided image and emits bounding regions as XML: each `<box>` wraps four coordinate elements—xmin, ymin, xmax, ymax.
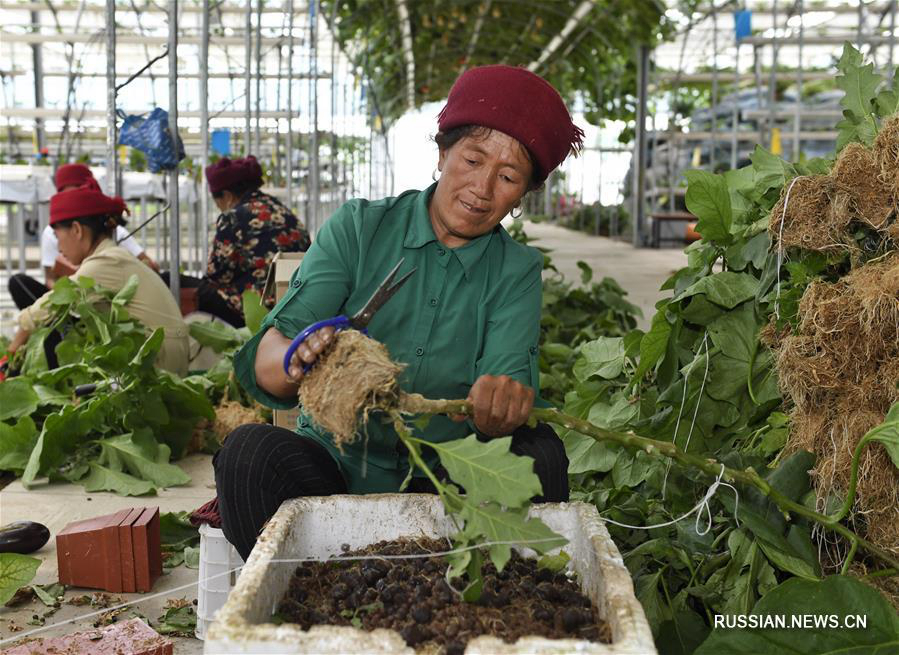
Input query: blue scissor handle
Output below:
<box><xmin>283</xmin><ymin>315</ymin><xmax>368</xmax><ymax>375</ymax></box>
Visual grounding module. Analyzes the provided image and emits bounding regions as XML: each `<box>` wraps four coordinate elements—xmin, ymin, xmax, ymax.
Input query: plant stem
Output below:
<box><xmin>397</xmin><ymin>393</ymin><xmax>899</xmax><ymax>572</ymax></box>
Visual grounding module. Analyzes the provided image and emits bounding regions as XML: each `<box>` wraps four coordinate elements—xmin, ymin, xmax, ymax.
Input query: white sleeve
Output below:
<box><xmin>40</xmin><ymin>226</ymin><xmax>58</xmax><ymax>267</ymax></box>
<box><xmin>115</xmin><ymin>225</ymin><xmax>144</xmax><ymax>257</ymax></box>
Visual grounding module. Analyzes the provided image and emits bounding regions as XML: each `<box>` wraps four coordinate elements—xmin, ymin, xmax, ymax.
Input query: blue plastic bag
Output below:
<box><xmin>119</xmin><ymin>107</ymin><xmax>185</xmax><ymax>173</ymax></box>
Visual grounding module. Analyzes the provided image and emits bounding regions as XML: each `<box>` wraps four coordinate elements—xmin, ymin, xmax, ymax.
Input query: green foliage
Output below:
<box><xmin>695</xmin><ymin>575</ymin><xmax>899</xmax><ymax>654</ymax></box>
<box><xmin>835</xmin><ymin>42</ymin><xmax>899</xmax><ymax>151</ymax></box>
<box><xmin>0</xmin><ymin>553</ymin><xmax>40</xmax><ymax>605</ymax></box>
<box><xmin>554</xmin><ymin>44</ymin><xmax>899</xmax><ymax>653</ymax></box>
<box><xmin>154</xmin><ymin>602</ymin><xmax>197</xmax><ymax>636</ymax></box>
<box><xmin>0</xmin><ymin>276</ymin><xmax>213</xmax><ymax>495</ymax></box>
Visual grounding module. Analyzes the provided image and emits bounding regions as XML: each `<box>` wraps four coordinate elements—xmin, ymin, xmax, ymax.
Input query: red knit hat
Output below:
<box><xmin>54</xmin><ymin>163</ymin><xmax>94</xmax><ymax>191</ymax></box>
<box><xmin>437</xmin><ymin>65</ymin><xmax>584</xmax><ymax>184</ymax></box>
<box><xmin>204</xmin><ymin>156</ymin><xmax>264</xmax><ymax>194</ymax></box>
<box><xmin>50</xmin><ymin>180</ymin><xmax>128</xmax><ymax>226</ymax></box>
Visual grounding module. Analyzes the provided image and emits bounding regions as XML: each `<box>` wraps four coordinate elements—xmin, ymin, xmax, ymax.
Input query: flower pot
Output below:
<box><xmin>203</xmin><ymin>494</ymin><xmax>655</xmax><ymax>654</ymax></box>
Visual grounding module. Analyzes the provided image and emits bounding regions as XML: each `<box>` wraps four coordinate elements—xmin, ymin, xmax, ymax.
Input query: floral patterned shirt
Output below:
<box><xmin>206</xmin><ymin>190</ymin><xmax>311</xmax><ymax>312</ymax></box>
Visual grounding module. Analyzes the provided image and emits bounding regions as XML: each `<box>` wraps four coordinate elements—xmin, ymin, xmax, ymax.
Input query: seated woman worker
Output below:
<box><xmin>216</xmin><ymin>65</ymin><xmax>584</xmax><ymax>560</ymax></box>
<box><xmin>166</xmin><ymin>156</ymin><xmax>311</xmax><ymax>328</ymax></box>
<box><xmin>7</xmin><ymin>181</ymin><xmax>189</xmax><ymax>375</ymax></box>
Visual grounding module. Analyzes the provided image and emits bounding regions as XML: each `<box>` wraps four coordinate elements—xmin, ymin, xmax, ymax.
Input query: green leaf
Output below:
<box><xmin>750</xmin><ymin>146</ymin><xmax>796</xmax><ymax>198</ymax></box>
<box><xmin>861</xmin><ymin>401</ymin><xmax>899</xmax><ymax>470</ymax></box>
<box><xmin>81</xmin><ymin>462</ymin><xmax>156</xmax><ymax>496</ymax></box>
<box><xmin>587</xmin><ymin>394</ymin><xmax>638</xmax><ymax>431</ymax></box>
<box><xmin>573</xmin><ymin>337</ymin><xmax>626</xmax><ymax>382</ymax></box>
<box><xmin>874</xmin><ymin>76</ymin><xmax>899</xmax><ymax>118</ymax></box>
<box><xmin>562</xmin><ymin>430</ymin><xmax>619</xmax><ymax>475</ymax></box>
<box><xmin>696</xmin><ymin>575</ymin><xmax>899</xmax><ymax>655</ymax></box>
<box><xmin>95</xmin><ymin>431</ymin><xmax>190</xmax><ymax>489</ymax></box>
<box><xmin>0</xmin><ymin>553</ymin><xmax>41</xmax><ymax>605</ymax></box>
<box><xmin>183</xmin><ymin>546</ymin><xmax>200</xmax><ymax>569</ymax></box>
<box><xmin>22</xmin><ymin>327</ymin><xmax>50</xmax><ymax>375</ymax></box>
<box><xmin>675</xmin><ymin>272</ymin><xmax>759</xmax><ymax>309</ymax></box>
<box><xmin>189</xmin><ymin>321</ymin><xmax>244</xmax><ymax>353</ymax></box>
<box><xmin>160</xmin><ymin>511</ymin><xmax>200</xmax><ymax>552</ymax></box>
<box><xmin>0</xmin><ymin>416</ymin><xmax>38</xmax><ymax>473</ymax></box>
<box><xmin>431</xmin><ymin>434</ymin><xmax>542</xmax><ymax>508</ymax></box>
<box><xmin>112</xmin><ymin>274</ymin><xmax>140</xmax><ymax>306</ymax></box>
<box><xmin>460</xmin><ymin>503</ymin><xmax>566</xmax><ymax>570</ymax></box>
<box><xmin>536</xmin><ymin>550</ymin><xmax>570</xmax><ymax>573</ymax></box>
<box><xmin>835</xmin><ymin>42</ymin><xmax>883</xmax><ymax>150</ymax></box>
<box><xmin>0</xmin><ymin>378</ymin><xmax>40</xmax><ymax>421</ymax></box>
<box><xmin>633</xmin><ymin>309</ymin><xmax>672</xmax><ymax>382</ymax></box>
<box><xmin>131</xmin><ymin>328</ymin><xmax>166</xmax><ymax>369</ymax></box>
<box><xmin>154</xmin><ymin>604</ymin><xmax>197</xmax><ymax>636</ymax></box>
<box><xmin>684</xmin><ymin>170</ymin><xmax>733</xmax><ymax>244</ymax></box>
<box><xmin>32</xmin><ymin>582</ymin><xmax>65</xmax><ymax>606</ymax></box>
<box><xmin>241</xmin><ymin>290</ymin><xmax>267</xmax><ymax>335</ymax></box>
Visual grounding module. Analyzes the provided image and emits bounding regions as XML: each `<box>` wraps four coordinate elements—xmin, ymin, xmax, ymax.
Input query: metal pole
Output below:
<box><xmin>768</xmin><ymin>0</ymin><xmax>778</xmax><ymax>150</ymax></box>
<box><xmin>254</xmin><ymin>0</ymin><xmax>262</xmax><ymax>155</ymax></box>
<box><xmin>168</xmin><ymin>0</ymin><xmax>180</xmax><ymax>301</ymax></box>
<box><xmin>889</xmin><ymin>0</ymin><xmax>896</xmax><ymax>80</ymax></box>
<box><xmin>310</xmin><ymin>0</ymin><xmax>320</xmax><ymax>235</ymax></box>
<box><xmin>286</xmin><ymin>0</ymin><xmax>295</xmax><ymax>211</ymax></box>
<box><xmin>200</xmin><ymin>0</ymin><xmax>210</xmax><ymax>270</ymax></box>
<box><xmin>731</xmin><ymin>40</ymin><xmax>739</xmax><ymax>170</ymax></box>
<box><xmin>30</xmin><ymin>10</ymin><xmax>45</xmax><ymax>154</ymax></box>
<box><xmin>711</xmin><ymin>6</ymin><xmax>718</xmax><ymax>170</ymax></box>
<box><xmin>244</xmin><ymin>1</ymin><xmax>252</xmax><ymax>156</ymax></box>
<box><xmin>632</xmin><ymin>45</ymin><xmax>649</xmax><ymax>248</ymax></box>
<box><xmin>795</xmin><ymin>0</ymin><xmax>803</xmax><ymax>160</ymax></box>
<box><xmin>106</xmin><ymin>0</ymin><xmax>118</xmax><ymax>195</ymax></box>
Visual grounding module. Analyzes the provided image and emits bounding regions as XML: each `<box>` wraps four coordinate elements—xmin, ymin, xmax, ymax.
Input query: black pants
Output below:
<box><xmin>158</xmin><ymin>273</ymin><xmax>246</xmax><ymax>328</ymax></box>
<box><xmin>8</xmin><ymin>273</ymin><xmax>49</xmax><ymax>311</ymax></box>
<box><xmin>214</xmin><ymin>422</ymin><xmax>570</xmax><ymax>560</ymax></box>
<box><xmin>7</xmin><ymin>274</ymin><xmax>61</xmax><ymax>369</ymax></box>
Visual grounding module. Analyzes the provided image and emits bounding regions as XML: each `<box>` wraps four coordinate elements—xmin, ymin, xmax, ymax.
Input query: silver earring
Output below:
<box><xmin>432</xmin><ymin>168</ymin><xmax>440</xmax><ymax>182</ymax></box>
<box><xmin>510</xmin><ymin>206</ymin><xmax>523</xmax><ymax>219</ymax></box>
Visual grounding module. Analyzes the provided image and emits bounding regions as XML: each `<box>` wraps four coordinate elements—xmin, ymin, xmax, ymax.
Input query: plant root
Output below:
<box><xmin>298</xmin><ymin>329</ymin><xmax>405</xmax><ymax>448</ymax></box>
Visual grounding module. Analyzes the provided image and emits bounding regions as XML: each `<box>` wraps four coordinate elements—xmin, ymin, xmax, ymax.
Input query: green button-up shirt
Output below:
<box><xmin>234</xmin><ymin>184</ymin><xmax>543</xmax><ymax>493</ymax></box>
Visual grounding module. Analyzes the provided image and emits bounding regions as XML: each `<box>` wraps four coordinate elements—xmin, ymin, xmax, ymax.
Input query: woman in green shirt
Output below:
<box><xmin>215</xmin><ymin>65</ymin><xmax>585</xmax><ymax>560</ymax></box>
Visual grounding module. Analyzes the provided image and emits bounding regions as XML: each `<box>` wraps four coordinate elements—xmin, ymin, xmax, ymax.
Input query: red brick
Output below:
<box><xmin>2</xmin><ymin>618</ymin><xmax>172</xmax><ymax>655</ymax></box>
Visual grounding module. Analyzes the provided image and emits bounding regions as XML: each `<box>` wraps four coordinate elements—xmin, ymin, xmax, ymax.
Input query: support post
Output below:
<box><xmin>30</xmin><ymin>10</ymin><xmax>45</xmax><ymax>155</ymax></box>
<box><xmin>768</xmin><ymin>0</ymin><xmax>778</xmax><ymax>150</ymax></box>
<box><xmin>731</xmin><ymin>40</ymin><xmax>739</xmax><ymax>170</ymax></box>
<box><xmin>286</xmin><ymin>0</ymin><xmax>295</xmax><ymax>212</ymax></box>
<box><xmin>795</xmin><ymin>0</ymin><xmax>803</xmax><ymax>159</ymax></box>
<box><xmin>200</xmin><ymin>0</ymin><xmax>210</xmax><ymax>270</ymax></box>
<box><xmin>244</xmin><ymin>1</ymin><xmax>252</xmax><ymax>156</ymax></box>
<box><xmin>632</xmin><ymin>45</ymin><xmax>649</xmax><ymax>248</ymax></box>
<box><xmin>254</xmin><ymin>0</ymin><xmax>262</xmax><ymax>155</ymax></box>
<box><xmin>106</xmin><ymin>0</ymin><xmax>118</xmax><ymax>195</ymax></box>
<box><xmin>310</xmin><ymin>0</ymin><xmax>320</xmax><ymax>235</ymax></box>
<box><xmin>168</xmin><ymin>0</ymin><xmax>180</xmax><ymax>301</ymax></box>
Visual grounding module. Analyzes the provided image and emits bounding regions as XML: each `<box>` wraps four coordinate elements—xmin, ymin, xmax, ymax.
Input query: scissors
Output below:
<box><xmin>283</xmin><ymin>258</ymin><xmax>417</xmax><ymax>375</ymax></box>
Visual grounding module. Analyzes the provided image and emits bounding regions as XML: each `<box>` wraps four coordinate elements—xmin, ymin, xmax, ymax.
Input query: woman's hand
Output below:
<box><xmin>452</xmin><ymin>374</ymin><xmax>534</xmax><ymax>437</ymax></box>
<box><xmin>254</xmin><ymin>325</ymin><xmax>336</xmax><ymax>399</ymax></box>
<box><xmin>7</xmin><ymin>329</ymin><xmax>31</xmax><ymax>355</ymax></box>
<box><xmin>285</xmin><ymin>325</ymin><xmax>335</xmax><ymax>380</ymax></box>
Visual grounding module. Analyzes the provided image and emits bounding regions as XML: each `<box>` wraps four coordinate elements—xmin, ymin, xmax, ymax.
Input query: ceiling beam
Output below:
<box><xmin>527</xmin><ymin>0</ymin><xmax>595</xmax><ymax>74</ymax></box>
<box><xmin>458</xmin><ymin>0</ymin><xmax>491</xmax><ymax>77</ymax></box>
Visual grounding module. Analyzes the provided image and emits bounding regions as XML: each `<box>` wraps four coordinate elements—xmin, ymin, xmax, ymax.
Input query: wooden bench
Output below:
<box><xmin>650</xmin><ymin>211</ymin><xmax>698</xmax><ymax>248</ymax></box>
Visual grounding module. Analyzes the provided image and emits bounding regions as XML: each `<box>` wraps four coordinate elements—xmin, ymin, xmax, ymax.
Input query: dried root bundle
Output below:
<box><xmin>298</xmin><ymin>329</ymin><xmax>404</xmax><ymax>447</ymax></box>
<box><xmin>873</xmin><ymin>114</ymin><xmax>899</xmax><ymax>213</ymax></box>
<box><xmin>768</xmin><ymin>175</ymin><xmax>854</xmax><ymax>253</ymax></box>
<box><xmin>830</xmin><ymin>143</ymin><xmax>894</xmax><ymax>231</ymax></box>
<box><xmin>770</xmin><ymin>253</ymin><xmax>899</xmax><ymax>553</ymax></box>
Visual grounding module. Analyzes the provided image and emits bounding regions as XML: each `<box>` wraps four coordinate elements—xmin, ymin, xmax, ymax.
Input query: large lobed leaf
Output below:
<box><xmin>432</xmin><ymin>434</ymin><xmax>542</xmax><ymax>508</ymax></box>
<box><xmin>0</xmin><ymin>553</ymin><xmax>41</xmax><ymax>605</ymax></box>
<box><xmin>835</xmin><ymin>42</ymin><xmax>883</xmax><ymax>150</ymax></box>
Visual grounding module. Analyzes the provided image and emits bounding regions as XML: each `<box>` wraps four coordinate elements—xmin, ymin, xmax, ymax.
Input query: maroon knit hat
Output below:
<box><xmin>50</xmin><ymin>180</ymin><xmax>128</xmax><ymax>225</ymax></box>
<box><xmin>437</xmin><ymin>65</ymin><xmax>584</xmax><ymax>184</ymax></box>
<box><xmin>204</xmin><ymin>156</ymin><xmax>264</xmax><ymax>194</ymax></box>
<box><xmin>54</xmin><ymin>163</ymin><xmax>94</xmax><ymax>191</ymax></box>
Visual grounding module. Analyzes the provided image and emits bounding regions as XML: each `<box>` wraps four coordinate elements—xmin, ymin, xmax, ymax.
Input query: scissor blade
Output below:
<box><xmin>349</xmin><ymin>259</ymin><xmax>416</xmax><ymax>329</ymax></box>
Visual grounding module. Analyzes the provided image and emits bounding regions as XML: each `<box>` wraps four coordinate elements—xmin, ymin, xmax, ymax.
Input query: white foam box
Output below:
<box><xmin>262</xmin><ymin>251</ymin><xmax>304</xmax><ymax>430</ymax></box>
<box><xmin>203</xmin><ymin>494</ymin><xmax>656</xmax><ymax>655</ymax></box>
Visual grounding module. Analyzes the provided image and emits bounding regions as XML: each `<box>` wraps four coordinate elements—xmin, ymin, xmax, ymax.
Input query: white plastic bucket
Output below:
<box><xmin>196</xmin><ymin>524</ymin><xmax>244</xmax><ymax>641</ymax></box>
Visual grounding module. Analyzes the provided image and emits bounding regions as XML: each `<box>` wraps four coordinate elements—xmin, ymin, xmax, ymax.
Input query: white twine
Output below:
<box><xmin>602</xmin><ymin>464</ymin><xmax>740</xmax><ymax>537</ymax></box>
<box><xmin>0</xmin><ymin>537</ymin><xmax>564</xmax><ymax>645</ymax></box>
<box><xmin>662</xmin><ymin>331</ymin><xmax>710</xmax><ymax>499</ymax></box>
<box><xmin>774</xmin><ymin>176</ymin><xmax>803</xmax><ymax>320</ymax></box>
